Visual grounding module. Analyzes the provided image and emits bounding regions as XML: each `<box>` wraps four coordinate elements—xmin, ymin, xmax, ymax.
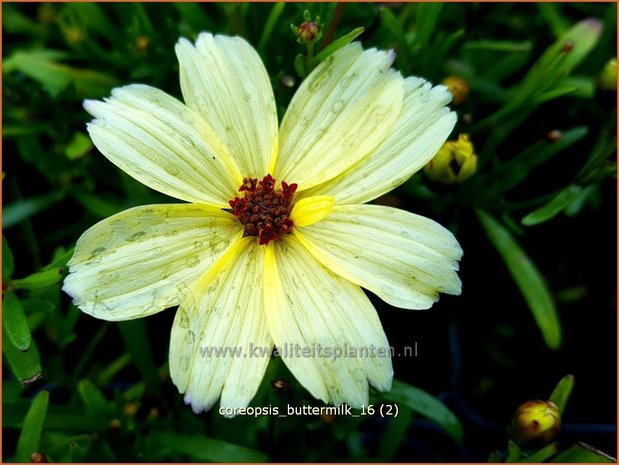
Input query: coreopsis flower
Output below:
<box><xmin>63</xmin><ymin>32</ymin><xmax>462</xmax><ymax>414</ymax></box>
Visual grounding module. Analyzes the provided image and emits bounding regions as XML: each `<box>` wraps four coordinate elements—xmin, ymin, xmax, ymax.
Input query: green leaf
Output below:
<box><xmin>3</xmin><ymin>235</ymin><xmax>15</xmax><ymax>282</ymax></box>
<box><xmin>483</xmin><ymin>18</ymin><xmax>602</xmax><ymax>127</ymax></box>
<box><xmin>3</xmin><ymin>191</ymin><xmax>65</xmax><ymax>229</ymax></box>
<box><xmin>117</xmin><ymin>320</ymin><xmax>161</xmax><ymax>392</ymax></box>
<box><xmin>522</xmin><ymin>185</ymin><xmax>584</xmax><ymax>226</ymax></box>
<box><xmin>64</xmin><ymin>132</ymin><xmax>93</xmax><ymax>160</ymax></box>
<box><xmin>381</xmin><ymin>380</ymin><xmax>463</xmax><ymax>441</ymax></box>
<box><xmin>77</xmin><ymin>380</ymin><xmax>115</xmax><ymax>416</ymax></box>
<box><xmin>41</xmin><ymin>247</ymin><xmax>74</xmax><ymax>272</ymax></box>
<box><xmin>15</xmin><ymin>390</ymin><xmax>49</xmax><ymax>462</ymax></box>
<box><xmin>463</xmin><ymin>39</ymin><xmax>532</xmax><ymax>52</ymax></box>
<box><xmin>74</xmin><ymin>192</ymin><xmax>125</xmax><ymax>218</ymax></box>
<box><xmin>414</xmin><ymin>3</ymin><xmax>442</xmax><ymax>52</ymax></box>
<box><xmin>548</xmin><ymin>374</ymin><xmax>575</xmax><ymax>414</ymax></box>
<box><xmin>294</xmin><ymin>53</ymin><xmax>306</xmax><ymax>78</ymax></box>
<box><xmin>2</xmin><ymin>324</ymin><xmax>42</xmax><ymax>385</ymax></box>
<box><xmin>21</xmin><ymin>298</ymin><xmax>56</xmax><ymax>314</ymax></box>
<box><xmin>151</xmin><ymin>431</ymin><xmax>270</xmax><ymax>462</ymax></box>
<box><xmin>12</xmin><ymin>268</ymin><xmax>66</xmax><ymax>290</ymax></box>
<box><xmin>551</xmin><ymin>443</ymin><xmax>615</xmax><ymax>463</ymax></box>
<box><xmin>3</xmin><ymin>292</ymin><xmax>32</xmax><ymax>351</ymax></box>
<box><xmin>4</xmin><ymin>50</ymin><xmax>118</xmax><ymax>97</ymax></box>
<box><xmin>489</xmin><ymin>127</ymin><xmax>588</xmax><ymax>195</ymax></box>
<box><xmin>377</xmin><ymin>405</ymin><xmax>414</xmax><ymax>461</ymax></box>
<box><xmin>313</xmin><ymin>27</ymin><xmax>365</xmax><ymax>64</ymax></box>
<box><xmin>477</xmin><ymin>209</ymin><xmax>562</xmax><ymax>349</ymax></box>
<box><xmin>258</xmin><ymin>3</ymin><xmax>285</xmax><ymax>54</ymax></box>
<box><xmin>519</xmin><ymin>442</ymin><xmax>559</xmax><ymax>462</ymax></box>
<box><xmin>507</xmin><ymin>440</ymin><xmax>522</xmax><ymax>462</ymax></box>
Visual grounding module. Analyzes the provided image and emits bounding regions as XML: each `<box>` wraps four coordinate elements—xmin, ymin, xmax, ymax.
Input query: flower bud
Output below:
<box><xmin>599</xmin><ymin>58</ymin><xmax>617</xmax><ymax>91</ymax></box>
<box><xmin>424</xmin><ymin>133</ymin><xmax>477</xmax><ymax>184</ymax></box>
<box><xmin>508</xmin><ymin>400</ymin><xmax>561</xmax><ymax>449</ymax></box>
<box><xmin>291</xmin><ymin>11</ymin><xmax>323</xmax><ymax>44</ymax></box>
<box><xmin>442</xmin><ymin>76</ymin><xmax>469</xmax><ymax>106</ymax></box>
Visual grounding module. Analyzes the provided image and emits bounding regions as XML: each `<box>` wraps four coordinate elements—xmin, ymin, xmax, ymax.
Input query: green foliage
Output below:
<box><xmin>2</xmin><ymin>2</ymin><xmax>616</xmax><ymax>463</ymax></box>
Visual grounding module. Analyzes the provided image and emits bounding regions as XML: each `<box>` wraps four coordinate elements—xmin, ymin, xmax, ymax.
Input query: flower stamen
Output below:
<box><xmin>229</xmin><ymin>174</ymin><xmax>298</xmax><ymax>245</ymax></box>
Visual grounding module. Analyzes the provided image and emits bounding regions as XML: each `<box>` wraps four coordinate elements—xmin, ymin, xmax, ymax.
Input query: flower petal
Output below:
<box><xmin>276</xmin><ymin>43</ymin><xmax>404</xmax><ymax>191</ymax></box>
<box><xmin>304</xmin><ymin>77</ymin><xmax>456</xmax><ymax>204</ymax></box>
<box><xmin>294</xmin><ymin>204</ymin><xmax>462</xmax><ymax>310</ymax></box>
<box><xmin>63</xmin><ymin>204</ymin><xmax>242</xmax><ymax>321</ymax></box>
<box><xmin>85</xmin><ymin>84</ymin><xmax>241</xmax><ymax>207</ymax></box>
<box><xmin>289</xmin><ymin>195</ymin><xmax>334</xmax><ymax>227</ymax></box>
<box><xmin>169</xmin><ymin>238</ymin><xmax>271</xmax><ymax>414</ymax></box>
<box><xmin>176</xmin><ymin>33</ymin><xmax>278</xmax><ymax>178</ymax></box>
<box><xmin>264</xmin><ymin>236</ymin><xmax>393</xmax><ymax>407</ymax></box>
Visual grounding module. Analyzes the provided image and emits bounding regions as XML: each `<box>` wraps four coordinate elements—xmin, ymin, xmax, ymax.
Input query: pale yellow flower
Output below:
<box><xmin>63</xmin><ymin>32</ymin><xmax>462</xmax><ymax>415</ymax></box>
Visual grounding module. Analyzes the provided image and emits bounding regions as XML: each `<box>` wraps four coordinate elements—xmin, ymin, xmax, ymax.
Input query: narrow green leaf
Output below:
<box><xmin>490</xmin><ymin>127</ymin><xmax>588</xmax><ymax>195</ymax></box>
<box><xmin>536</xmin><ymin>3</ymin><xmax>570</xmax><ymax>37</ymax></box>
<box><xmin>549</xmin><ymin>374</ymin><xmax>575</xmax><ymax>414</ymax></box>
<box><xmin>41</xmin><ymin>247</ymin><xmax>74</xmax><ymax>272</ymax></box>
<box><xmin>16</xmin><ymin>390</ymin><xmax>49</xmax><ymax>462</ymax></box>
<box><xmin>3</xmin><ymin>235</ymin><xmax>15</xmax><ymax>281</ymax></box>
<box><xmin>74</xmin><ymin>192</ymin><xmax>125</xmax><ymax>218</ymax></box>
<box><xmin>21</xmin><ymin>298</ymin><xmax>56</xmax><ymax>314</ymax></box>
<box><xmin>117</xmin><ymin>320</ymin><xmax>161</xmax><ymax>391</ymax></box>
<box><xmin>414</xmin><ymin>3</ymin><xmax>442</xmax><ymax>51</ymax></box>
<box><xmin>313</xmin><ymin>27</ymin><xmax>364</xmax><ymax>64</ymax></box>
<box><xmin>3</xmin><ymin>292</ymin><xmax>32</xmax><ymax>351</ymax></box>
<box><xmin>2</xmin><ymin>324</ymin><xmax>42</xmax><ymax>385</ymax></box>
<box><xmin>258</xmin><ymin>3</ymin><xmax>285</xmax><ymax>54</ymax></box>
<box><xmin>463</xmin><ymin>40</ymin><xmax>532</xmax><ymax>52</ymax></box>
<box><xmin>12</xmin><ymin>268</ymin><xmax>66</xmax><ymax>290</ymax></box>
<box><xmin>77</xmin><ymin>380</ymin><xmax>115</xmax><ymax>416</ymax></box>
<box><xmin>522</xmin><ymin>185</ymin><xmax>584</xmax><ymax>226</ymax></box>
<box><xmin>381</xmin><ymin>380</ymin><xmax>463</xmax><ymax>441</ymax></box>
<box><xmin>507</xmin><ymin>440</ymin><xmax>522</xmax><ymax>462</ymax></box>
<box><xmin>377</xmin><ymin>405</ymin><xmax>414</xmax><ymax>461</ymax></box>
<box><xmin>477</xmin><ymin>209</ymin><xmax>561</xmax><ymax>349</ymax></box>
<box><xmin>3</xmin><ymin>191</ymin><xmax>64</xmax><ymax>229</ymax></box>
<box><xmin>151</xmin><ymin>431</ymin><xmax>270</xmax><ymax>462</ymax></box>
<box><xmin>379</xmin><ymin>8</ymin><xmax>410</xmax><ymax>73</ymax></box>
<box><xmin>551</xmin><ymin>443</ymin><xmax>615</xmax><ymax>463</ymax></box>
<box><xmin>519</xmin><ymin>442</ymin><xmax>559</xmax><ymax>462</ymax></box>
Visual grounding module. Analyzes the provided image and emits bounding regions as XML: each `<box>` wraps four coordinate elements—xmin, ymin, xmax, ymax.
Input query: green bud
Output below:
<box><xmin>508</xmin><ymin>400</ymin><xmax>561</xmax><ymax>449</ymax></box>
<box><xmin>599</xmin><ymin>58</ymin><xmax>617</xmax><ymax>91</ymax></box>
<box><xmin>424</xmin><ymin>133</ymin><xmax>478</xmax><ymax>184</ymax></box>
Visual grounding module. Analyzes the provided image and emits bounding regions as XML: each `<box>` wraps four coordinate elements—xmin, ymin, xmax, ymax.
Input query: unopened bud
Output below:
<box><xmin>30</xmin><ymin>452</ymin><xmax>47</xmax><ymax>463</ymax></box>
<box><xmin>442</xmin><ymin>76</ymin><xmax>469</xmax><ymax>106</ymax></box>
<box><xmin>508</xmin><ymin>400</ymin><xmax>561</xmax><ymax>449</ymax></box>
<box><xmin>599</xmin><ymin>58</ymin><xmax>617</xmax><ymax>91</ymax></box>
<box><xmin>291</xmin><ymin>12</ymin><xmax>323</xmax><ymax>44</ymax></box>
<box><xmin>424</xmin><ymin>133</ymin><xmax>477</xmax><ymax>184</ymax></box>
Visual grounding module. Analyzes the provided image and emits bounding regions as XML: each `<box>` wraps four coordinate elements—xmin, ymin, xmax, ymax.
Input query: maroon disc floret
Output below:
<box><xmin>229</xmin><ymin>174</ymin><xmax>298</xmax><ymax>245</ymax></box>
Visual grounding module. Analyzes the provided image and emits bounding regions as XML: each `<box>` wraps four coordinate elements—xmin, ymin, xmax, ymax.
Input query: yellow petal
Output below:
<box><xmin>264</xmin><ymin>236</ymin><xmax>393</xmax><ymax>407</ymax></box>
<box><xmin>169</xmin><ymin>238</ymin><xmax>271</xmax><ymax>415</ymax></box>
<box><xmin>85</xmin><ymin>84</ymin><xmax>241</xmax><ymax>207</ymax></box>
<box><xmin>276</xmin><ymin>43</ymin><xmax>404</xmax><ymax>191</ymax></box>
<box><xmin>176</xmin><ymin>33</ymin><xmax>278</xmax><ymax>178</ymax></box>
<box><xmin>295</xmin><ymin>204</ymin><xmax>462</xmax><ymax>310</ymax></box>
<box><xmin>289</xmin><ymin>195</ymin><xmax>334</xmax><ymax>227</ymax></box>
<box><xmin>63</xmin><ymin>204</ymin><xmax>242</xmax><ymax>321</ymax></box>
<box><xmin>302</xmin><ymin>77</ymin><xmax>456</xmax><ymax>204</ymax></box>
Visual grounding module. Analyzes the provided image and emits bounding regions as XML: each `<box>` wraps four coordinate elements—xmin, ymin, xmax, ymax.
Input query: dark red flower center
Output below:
<box><xmin>229</xmin><ymin>174</ymin><xmax>298</xmax><ymax>245</ymax></box>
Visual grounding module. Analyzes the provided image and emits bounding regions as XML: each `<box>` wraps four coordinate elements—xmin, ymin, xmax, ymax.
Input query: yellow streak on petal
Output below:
<box><xmin>290</xmin><ymin>195</ymin><xmax>334</xmax><ymax>228</ymax></box>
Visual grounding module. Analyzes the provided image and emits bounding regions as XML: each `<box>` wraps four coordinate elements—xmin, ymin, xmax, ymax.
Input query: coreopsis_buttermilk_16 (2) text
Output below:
<box><xmin>63</xmin><ymin>32</ymin><xmax>462</xmax><ymax>415</ymax></box>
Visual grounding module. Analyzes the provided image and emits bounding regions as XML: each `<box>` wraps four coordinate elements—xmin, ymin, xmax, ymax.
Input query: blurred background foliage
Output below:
<box><xmin>2</xmin><ymin>2</ymin><xmax>617</xmax><ymax>462</ymax></box>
